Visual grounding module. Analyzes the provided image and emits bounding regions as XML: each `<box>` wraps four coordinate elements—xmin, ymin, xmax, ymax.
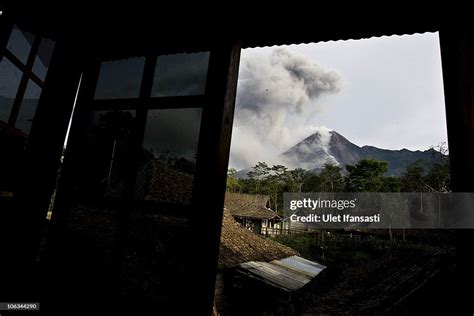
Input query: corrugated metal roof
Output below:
<box><xmin>238</xmin><ymin>255</ymin><xmax>326</xmax><ymax>292</ymax></box>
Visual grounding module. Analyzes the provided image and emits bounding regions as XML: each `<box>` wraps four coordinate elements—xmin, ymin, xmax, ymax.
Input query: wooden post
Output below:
<box><xmin>187</xmin><ymin>40</ymin><xmax>241</xmax><ymax>315</ymax></box>
<box><xmin>439</xmin><ymin>26</ymin><xmax>474</xmax><ymax>313</ymax></box>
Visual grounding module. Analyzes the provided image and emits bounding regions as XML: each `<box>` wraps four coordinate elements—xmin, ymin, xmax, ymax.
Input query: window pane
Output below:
<box><xmin>151</xmin><ymin>52</ymin><xmax>209</xmax><ymax>97</ymax></box>
<box><xmin>6</xmin><ymin>25</ymin><xmax>34</xmax><ymax>64</ymax></box>
<box><xmin>137</xmin><ymin>108</ymin><xmax>202</xmax><ymax>203</ymax></box>
<box><xmin>32</xmin><ymin>37</ymin><xmax>55</xmax><ymax>81</ymax></box>
<box><xmin>119</xmin><ymin>208</ymin><xmax>190</xmax><ymax>310</ymax></box>
<box><xmin>0</xmin><ymin>58</ymin><xmax>23</xmax><ymax>124</ymax></box>
<box><xmin>94</xmin><ymin>58</ymin><xmax>145</xmax><ymax>99</ymax></box>
<box><xmin>51</xmin><ymin>110</ymin><xmax>137</xmax><ymax>308</ymax></box>
<box><xmin>0</xmin><ymin>59</ymin><xmax>26</xmax><ymax>194</ymax></box>
<box><xmin>73</xmin><ymin>110</ymin><xmax>136</xmax><ymax>199</ymax></box>
<box><xmin>16</xmin><ymin>80</ymin><xmax>41</xmax><ymax>135</ymax></box>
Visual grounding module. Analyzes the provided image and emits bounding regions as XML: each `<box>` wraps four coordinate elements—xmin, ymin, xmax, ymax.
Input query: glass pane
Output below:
<box><xmin>0</xmin><ymin>58</ymin><xmax>23</xmax><ymax>124</ymax></box>
<box><xmin>136</xmin><ymin>108</ymin><xmax>202</xmax><ymax>203</ymax></box>
<box><xmin>16</xmin><ymin>80</ymin><xmax>41</xmax><ymax>135</ymax></box>
<box><xmin>94</xmin><ymin>58</ymin><xmax>145</xmax><ymax>99</ymax></box>
<box><xmin>74</xmin><ymin>110</ymin><xmax>136</xmax><ymax>199</ymax></box>
<box><xmin>6</xmin><ymin>25</ymin><xmax>34</xmax><ymax>64</ymax></box>
<box><xmin>0</xmin><ymin>58</ymin><xmax>26</xmax><ymax>193</ymax></box>
<box><xmin>32</xmin><ymin>37</ymin><xmax>55</xmax><ymax>81</ymax></box>
<box><xmin>151</xmin><ymin>52</ymin><xmax>209</xmax><ymax>97</ymax></box>
<box><xmin>119</xmin><ymin>208</ymin><xmax>190</xmax><ymax>311</ymax></box>
<box><xmin>48</xmin><ymin>110</ymin><xmax>137</xmax><ymax>310</ymax></box>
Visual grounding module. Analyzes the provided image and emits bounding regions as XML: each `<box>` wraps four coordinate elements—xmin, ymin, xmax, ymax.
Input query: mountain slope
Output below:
<box><xmin>280</xmin><ymin>129</ymin><xmax>439</xmax><ymax>176</ymax></box>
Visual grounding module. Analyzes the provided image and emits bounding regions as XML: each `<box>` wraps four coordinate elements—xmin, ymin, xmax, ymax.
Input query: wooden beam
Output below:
<box><xmin>439</xmin><ymin>29</ymin><xmax>474</xmax><ymax>192</ymax></box>
<box><xmin>188</xmin><ymin>40</ymin><xmax>241</xmax><ymax>314</ymax></box>
<box><xmin>439</xmin><ymin>27</ymin><xmax>474</xmax><ymax>314</ymax></box>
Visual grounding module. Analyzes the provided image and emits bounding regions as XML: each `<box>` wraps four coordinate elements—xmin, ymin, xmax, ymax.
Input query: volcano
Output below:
<box><xmin>280</xmin><ymin>128</ymin><xmax>439</xmax><ymax>176</ymax></box>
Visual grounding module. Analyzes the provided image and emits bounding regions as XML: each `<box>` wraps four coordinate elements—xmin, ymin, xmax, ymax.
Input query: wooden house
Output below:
<box><xmin>224</xmin><ymin>192</ymin><xmax>281</xmax><ymax>235</ymax></box>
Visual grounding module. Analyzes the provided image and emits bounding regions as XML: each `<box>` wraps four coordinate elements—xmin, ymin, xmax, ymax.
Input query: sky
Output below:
<box><xmin>229</xmin><ymin>32</ymin><xmax>448</xmax><ymax>170</ymax></box>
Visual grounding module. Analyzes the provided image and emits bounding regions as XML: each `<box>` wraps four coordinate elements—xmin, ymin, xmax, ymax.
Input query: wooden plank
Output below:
<box><xmin>186</xmin><ymin>40</ymin><xmax>242</xmax><ymax>315</ymax></box>
<box><xmin>439</xmin><ymin>27</ymin><xmax>474</xmax><ymax>314</ymax></box>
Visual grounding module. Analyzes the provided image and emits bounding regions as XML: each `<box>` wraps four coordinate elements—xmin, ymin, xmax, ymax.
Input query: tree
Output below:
<box><xmin>380</xmin><ymin>176</ymin><xmax>401</xmax><ymax>192</ymax></box>
<box><xmin>265</xmin><ymin>164</ymin><xmax>296</xmax><ymax>214</ymax></box>
<box><xmin>345</xmin><ymin>159</ymin><xmax>388</xmax><ymax>192</ymax></box>
<box><xmin>301</xmin><ymin>164</ymin><xmax>344</xmax><ymax>192</ymax></box>
<box><xmin>400</xmin><ymin>160</ymin><xmax>426</xmax><ymax>192</ymax></box>
<box><xmin>226</xmin><ymin>168</ymin><xmax>241</xmax><ymax>192</ymax></box>
<box><xmin>247</xmin><ymin>162</ymin><xmax>271</xmax><ymax>192</ymax></box>
<box><xmin>319</xmin><ymin>164</ymin><xmax>345</xmax><ymax>192</ymax></box>
<box><xmin>301</xmin><ymin>174</ymin><xmax>323</xmax><ymax>192</ymax></box>
<box><xmin>271</xmin><ymin>164</ymin><xmax>288</xmax><ymax>178</ymax></box>
<box><xmin>425</xmin><ymin>142</ymin><xmax>451</xmax><ymax>192</ymax></box>
<box><xmin>289</xmin><ymin>168</ymin><xmax>308</xmax><ymax>192</ymax></box>
<box><xmin>247</xmin><ymin>162</ymin><xmax>271</xmax><ymax>179</ymax></box>
<box><xmin>400</xmin><ymin>143</ymin><xmax>451</xmax><ymax>193</ymax></box>
<box><xmin>425</xmin><ymin>163</ymin><xmax>450</xmax><ymax>192</ymax></box>
<box><xmin>239</xmin><ymin>162</ymin><xmax>309</xmax><ymax>214</ymax></box>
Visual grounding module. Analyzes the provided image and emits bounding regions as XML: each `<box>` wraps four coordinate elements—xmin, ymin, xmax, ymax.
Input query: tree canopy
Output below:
<box><xmin>227</xmin><ymin>145</ymin><xmax>451</xmax><ymax>213</ymax></box>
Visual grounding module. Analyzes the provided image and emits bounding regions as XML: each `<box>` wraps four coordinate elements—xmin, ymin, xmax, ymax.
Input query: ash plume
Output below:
<box><xmin>230</xmin><ymin>47</ymin><xmax>342</xmax><ymax>170</ymax></box>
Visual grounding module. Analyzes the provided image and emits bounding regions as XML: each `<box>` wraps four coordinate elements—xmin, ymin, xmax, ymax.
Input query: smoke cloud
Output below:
<box><xmin>230</xmin><ymin>48</ymin><xmax>342</xmax><ymax>170</ymax></box>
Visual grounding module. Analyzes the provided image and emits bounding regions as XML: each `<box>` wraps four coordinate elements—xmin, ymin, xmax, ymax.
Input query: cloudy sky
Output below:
<box><xmin>229</xmin><ymin>32</ymin><xmax>447</xmax><ymax>170</ymax></box>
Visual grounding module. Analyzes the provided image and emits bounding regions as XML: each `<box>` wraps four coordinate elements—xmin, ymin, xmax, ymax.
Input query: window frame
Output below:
<box><xmin>0</xmin><ymin>23</ymin><xmax>55</xmax><ymax>132</ymax></box>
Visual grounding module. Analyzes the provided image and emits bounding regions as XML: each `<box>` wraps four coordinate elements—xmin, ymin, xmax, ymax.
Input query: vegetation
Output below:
<box><xmin>226</xmin><ymin>143</ymin><xmax>451</xmax><ymax>214</ymax></box>
<box><xmin>225</xmin><ymin>143</ymin><xmax>453</xmax><ymax>314</ymax></box>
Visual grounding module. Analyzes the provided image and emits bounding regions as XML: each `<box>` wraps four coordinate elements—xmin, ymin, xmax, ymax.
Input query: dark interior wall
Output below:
<box><xmin>439</xmin><ymin>28</ymin><xmax>474</xmax><ymax>314</ymax></box>
<box><xmin>439</xmin><ymin>29</ymin><xmax>474</xmax><ymax>192</ymax></box>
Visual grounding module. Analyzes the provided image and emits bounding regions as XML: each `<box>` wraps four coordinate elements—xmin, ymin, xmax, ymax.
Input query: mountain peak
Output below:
<box><xmin>280</xmin><ymin>128</ymin><xmax>438</xmax><ymax>175</ymax></box>
<box><xmin>311</xmin><ymin>126</ymin><xmax>333</xmax><ymax>136</ymax></box>
<box><xmin>281</xmin><ymin>127</ymin><xmax>339</xmax><ymax>170</ymax></box>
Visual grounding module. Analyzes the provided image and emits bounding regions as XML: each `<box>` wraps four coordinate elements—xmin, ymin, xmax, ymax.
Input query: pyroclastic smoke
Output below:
<box><xmin>230</xmin><ymin>47</ymin><xmax>342</xmax><ymax>170</ymax></box>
